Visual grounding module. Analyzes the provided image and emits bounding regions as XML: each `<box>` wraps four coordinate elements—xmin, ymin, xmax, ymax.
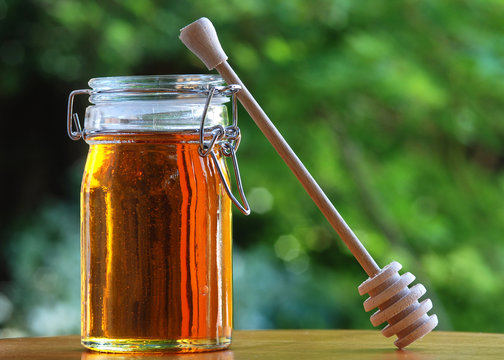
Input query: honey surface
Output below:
<box><xmin>80</xmin><ymin>132</ymin><xmax>232</xmax><ymax>347</ymax></box>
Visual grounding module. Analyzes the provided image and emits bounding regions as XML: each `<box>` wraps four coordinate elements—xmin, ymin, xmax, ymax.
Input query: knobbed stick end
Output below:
<box><xmin>180</xmin><ymin>17</ymin><xmax>228</xmax><ymax>70</ymax></box>
<box><xmin>359</xmin><ymin>262</ymin><xmax>438</xmax><ymax>349</ymax></box>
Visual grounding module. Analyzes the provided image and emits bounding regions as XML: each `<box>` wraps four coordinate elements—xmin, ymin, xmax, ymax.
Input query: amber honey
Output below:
<box><xmin>80</xmin><ymin>132</ymin><xmax>232</xmax><ymax>352</ymax></box>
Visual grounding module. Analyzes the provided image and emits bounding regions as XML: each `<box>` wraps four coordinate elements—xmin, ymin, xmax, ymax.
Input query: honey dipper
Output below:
<box><xmin>179</xmin><ymin>17</ymin><xmax>438</xmax><ymax>349</ymax></box>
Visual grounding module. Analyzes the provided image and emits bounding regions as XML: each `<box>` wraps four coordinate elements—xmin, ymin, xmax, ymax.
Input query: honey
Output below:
<box><xmin>67</xmin><ymin>75</ymin><xmax>244</xmax><ymax>352</ymax></box>
<box><xmin>80</xmin><ymin>132</ymin><xmax>232</xmax><ymax>352</ymax></box>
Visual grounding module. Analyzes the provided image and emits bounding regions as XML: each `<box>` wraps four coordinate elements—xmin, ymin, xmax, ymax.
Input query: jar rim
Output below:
<box><xmin>89</xmin><ymin>74</ymin><xmax>224</xmax><ymax>91</ymax></box>
<box><xmin>88</xmin><ymin>74</ymin><xmax>226</xmax><ymax>103</ymax></box>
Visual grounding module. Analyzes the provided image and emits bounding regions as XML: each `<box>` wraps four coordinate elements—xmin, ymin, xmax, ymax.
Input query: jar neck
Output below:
<box><xmin>83</xmin><ymin>75</ymin><xmax>230</xmax><ymax>134</ymax></box>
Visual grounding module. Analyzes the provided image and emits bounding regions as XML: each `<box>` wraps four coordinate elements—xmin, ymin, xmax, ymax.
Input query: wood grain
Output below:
<box><xmin>0</xmin><ymin>330</ymin><xmax>502</xmax><ymax>360</ymax></box>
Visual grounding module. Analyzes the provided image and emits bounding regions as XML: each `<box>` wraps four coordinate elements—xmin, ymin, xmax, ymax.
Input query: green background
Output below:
<box><xmin>1</xmin><ymin>0</ymin><xmax>504</xmax><ymax>337</ymax></box>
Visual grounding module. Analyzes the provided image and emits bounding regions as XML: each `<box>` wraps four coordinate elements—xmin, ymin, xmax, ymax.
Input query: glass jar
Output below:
<box><xmin>67</xmin><ymin>75</ymin><xmax>249</xmax><ymax>353</ymax></box>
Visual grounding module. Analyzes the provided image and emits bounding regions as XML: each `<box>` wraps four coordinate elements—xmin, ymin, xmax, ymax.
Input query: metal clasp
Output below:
<box><xmin>67</xmin><ymin>89</ymin><xmax>91</xmax><ymax>141</ymax></box>
<box><xmin>199</xmin><ymin>85</ymin><xmax>251</xmax><ymax>215</ymax></box>
<box><xmin>66</xmin><ymin>84</ymin><xmax>250</xmax><ymax>215</ymax></box>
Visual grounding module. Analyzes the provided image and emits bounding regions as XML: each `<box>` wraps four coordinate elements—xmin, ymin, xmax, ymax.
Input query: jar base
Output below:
<box><xmin>82</xmin><ymin>337</ymin><xmax>231</xmax><ymax>353</ymax></box>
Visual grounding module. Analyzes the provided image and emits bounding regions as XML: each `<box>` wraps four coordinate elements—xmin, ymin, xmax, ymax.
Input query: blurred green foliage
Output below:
<box><xmin>1</xmin><ymin>0</ymin><xmax>504</xmax><ymax>336</ymax></box>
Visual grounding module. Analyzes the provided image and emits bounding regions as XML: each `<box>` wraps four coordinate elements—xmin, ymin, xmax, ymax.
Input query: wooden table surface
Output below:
<box><xmin>0</xmin><ymin>330</ymin><xmax>502</xmax><ymax>360</ymax></box>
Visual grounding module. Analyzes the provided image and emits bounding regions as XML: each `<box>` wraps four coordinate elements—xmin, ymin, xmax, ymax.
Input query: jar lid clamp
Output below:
<box><xmin>67</xmin><ymin>83</ymin><xmax>250</xmax><ymax>215</ymax></box>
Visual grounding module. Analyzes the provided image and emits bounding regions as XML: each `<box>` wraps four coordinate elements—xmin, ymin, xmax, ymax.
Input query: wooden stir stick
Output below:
<box><xmin>180</xmin><ymin>17</ymin><xmax>438</xmax><ymax>349</ymax></box>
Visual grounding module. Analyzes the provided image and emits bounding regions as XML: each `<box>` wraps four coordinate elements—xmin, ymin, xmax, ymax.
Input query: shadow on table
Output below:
<box><xmin>81</xmin><ymin>350</ymin><xmax>234</xmax><ymax>360</ymax></box>
<box><xmin>350</xmin><ymin>348</ymin><xmax>437</xmax><ymax>360</ymax></box>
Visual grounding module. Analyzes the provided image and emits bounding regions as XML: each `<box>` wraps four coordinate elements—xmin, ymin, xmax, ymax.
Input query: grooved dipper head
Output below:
<box><xmin>179</xmin><ymin>17</ymin><xmax>228</xmax><ymax>70</ymax></box>
<box><xmin>358</xmin><ymin>262</ymin><xmax>438</xmax><ymax>349</ymax></box>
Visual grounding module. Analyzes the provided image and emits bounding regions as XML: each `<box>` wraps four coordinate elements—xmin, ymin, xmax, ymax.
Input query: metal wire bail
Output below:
<box><xmin>67</xmin><ymin>89</ymin><xmax>90</xmax><ymax>141</ymax></box>
<box><xmin>66</xmin><ymin>84</ymin><xmax>250</xmax><ymax>215</ymax></box>
<box><xmin>198</xmin><ymin>85</ymin><xmax>251</xmax><ymax>215</ymax></box>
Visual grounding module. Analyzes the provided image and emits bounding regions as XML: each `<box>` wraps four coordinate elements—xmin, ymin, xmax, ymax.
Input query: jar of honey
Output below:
<box><xmin>67</xmin><ymin>75</ymin><xmax>249</xmax><ymax>352</ymax></box>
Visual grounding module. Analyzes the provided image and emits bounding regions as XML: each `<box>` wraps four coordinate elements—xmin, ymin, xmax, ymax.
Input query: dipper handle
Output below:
<box><xmin>180</xmin><ymin>17</ymin><xmax>438</xmax><ymax>349</ymax></box>
<box><xmin>180</xmin><ymin>18</ymin><xmax>380</xmax><ymax>277</ymax></box>
<box><xmin>180</xmin><ymin>17</ymin><xmax>228</xmax><ymax>70</ymax></box>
